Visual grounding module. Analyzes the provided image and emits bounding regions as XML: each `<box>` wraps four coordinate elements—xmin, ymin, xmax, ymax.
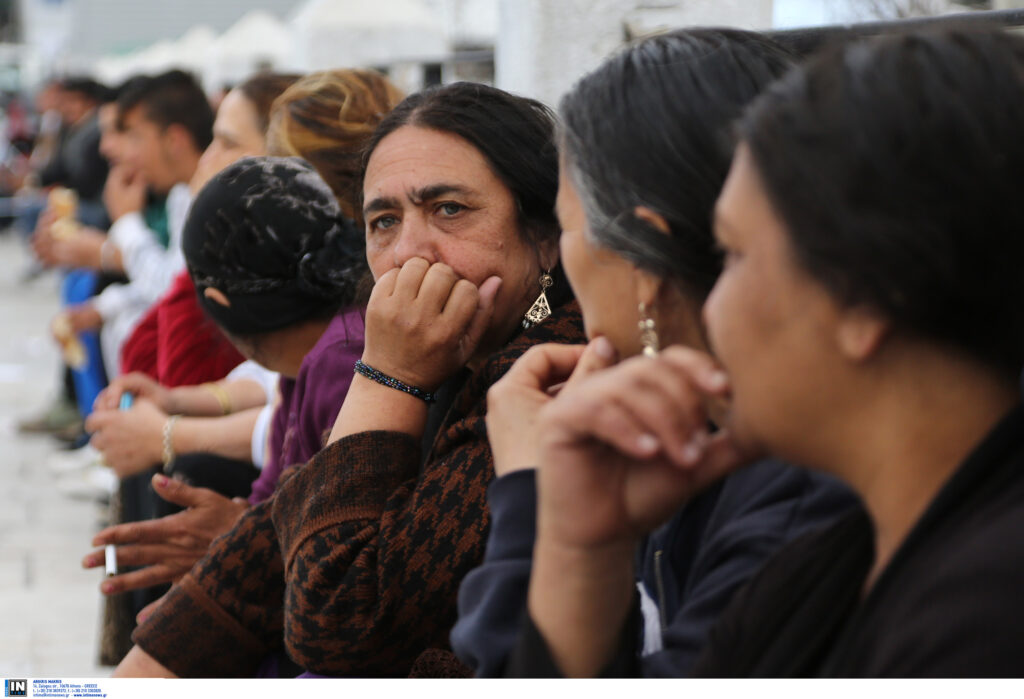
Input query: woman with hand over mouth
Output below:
<box><xmin>115</xmin><ymin>82</ymin><xmax>585</xmax><ymax>678</ymax></box>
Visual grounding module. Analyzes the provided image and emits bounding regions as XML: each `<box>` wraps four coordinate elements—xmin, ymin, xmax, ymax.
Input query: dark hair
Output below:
<box><xmin>184</xmin><ymin>156</ymin><xmax>366</xmax><ymax>337</ymax></box>
<box><xmin>236</xmin><ymin>72</ymin><xmax>302</xmax><ymax>134</ymax></box>
<box><xmin>740</xmin><ymin>27</ymin><xmax>1024</xmax><ymax>375</ymax></box>
<box><xmin>113</xmin><ymin>76</ymin><xmax>147</xmax><ymax>101</ymax></box>
<box><xmin>59</xmin><ymin>77</ymin><xmax>112</xmax><ymax>104</ymax></box>
<box><xmin>360</xmin><ymin>82</ymin><xmax>561</xmax><ymax>253</ymax></box>
<box><xmin>117</xmin><ymin>69</ymin><xmax>214</xmax><ymax>151</ymax></box>
<box><xmin>560</xmin><ymin>28</ymin><xmax>794</xmax><ymax>301</ymax></box>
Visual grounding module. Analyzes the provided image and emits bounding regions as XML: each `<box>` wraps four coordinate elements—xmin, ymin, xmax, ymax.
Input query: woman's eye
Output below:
<box><xmin>438</xmin><ymin>202</ymin><xmax>464</xmax><ymax>216</ymax></box>
<box><xmin>370</xmin><ymin>215</ymin><xmax>398</xmax><ymax>231</ymax></box>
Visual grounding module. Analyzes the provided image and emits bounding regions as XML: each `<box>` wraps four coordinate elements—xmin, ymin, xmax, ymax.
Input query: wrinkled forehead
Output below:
<box><xmin>363</xmin><ymin>125</ymin><xmax>500</xmax><ymax>200</ymax></box>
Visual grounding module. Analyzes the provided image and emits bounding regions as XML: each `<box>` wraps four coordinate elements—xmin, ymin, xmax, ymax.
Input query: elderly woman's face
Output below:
<box><xmin>362</xmin><ymin>125</ymin><xmax>548</xmax><ymax>347</ymax></box>
<box><xmin>704</xmin><ymin>144</ymin><xmax>845</xmax><ymax>460</ymax></box>
<box><xmin>556</xmin><ymin>166</ymin><xmax>645</xmax><ymax>356</ymax></box>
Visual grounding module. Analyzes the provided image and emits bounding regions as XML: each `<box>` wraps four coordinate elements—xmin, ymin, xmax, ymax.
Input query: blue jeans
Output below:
<box><xmin>61</xmin><ymin>269</ymin><xmax>108</xmax><ymax>417</ymax></box>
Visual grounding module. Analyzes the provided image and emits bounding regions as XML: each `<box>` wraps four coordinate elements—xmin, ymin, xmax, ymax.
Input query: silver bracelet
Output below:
<box><xmin>162</xmin><ymin>414</ymin><xmax>181</xmax><ymax>472</ymax></box>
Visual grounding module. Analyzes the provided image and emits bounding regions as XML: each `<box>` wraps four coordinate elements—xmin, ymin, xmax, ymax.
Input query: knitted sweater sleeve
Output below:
<box><xmin>270</xmin><ymin>412</ymin><xmax>495</xmax><ymax>676</ymax></box>
<box><xmin>268</xmin><ymin>303</ymin><xmax>582</xmax><ymax>677</ymax></box>
<box><xmin>128</xmin><ymin>421</ymin><xmax>483</xmax><ymax>680</ymax></box>
<box><xmin>131</xmin><ymin>500</ymin><xmax>286</xmax><ymax>677</ymax></box>
<box><xmin>130</xmin><ymin>303</ymin><xmax>583</xmax><ymax>678</ymax></box>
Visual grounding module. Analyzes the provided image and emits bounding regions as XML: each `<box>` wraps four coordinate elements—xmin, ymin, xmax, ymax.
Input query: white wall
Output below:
<box><xmin>496</xmin><ymin>0</ymin><xmax>773</xmax><ymax>107</ymax></box>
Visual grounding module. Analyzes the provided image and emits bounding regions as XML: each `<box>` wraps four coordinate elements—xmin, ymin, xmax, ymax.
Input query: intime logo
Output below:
<box><xmin>3</xmin><ymin>679</ymin><xmax>26</xmax><ymax>697</ymax></box>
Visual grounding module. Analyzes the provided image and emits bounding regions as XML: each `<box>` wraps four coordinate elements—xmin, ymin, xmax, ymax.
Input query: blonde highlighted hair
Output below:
<box><xmin>267</xmin><ymin>69</ymin><xmax>404</xmax><ymax>221</ymax></box>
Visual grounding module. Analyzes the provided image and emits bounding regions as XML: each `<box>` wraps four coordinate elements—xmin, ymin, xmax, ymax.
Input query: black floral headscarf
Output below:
<box><xmin>184</xmin><ymin>156</ymin><xmax>366</xmax><ymax>336</ymax></box>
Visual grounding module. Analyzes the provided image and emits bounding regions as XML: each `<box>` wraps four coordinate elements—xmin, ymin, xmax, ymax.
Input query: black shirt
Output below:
<box><xmin>693</xmin><ymin>401</ymin><xmax>1024</xmax><ymax>677</ymax></box>
<box><xmin>511</xmin><ymin>402</ymin><xmax>1024</xmax><ymax>677</ymax></box>
<box><xmin>39</xmin><ymin>112</ymin><xmax>109</xmax><ymax>201</ymax></box>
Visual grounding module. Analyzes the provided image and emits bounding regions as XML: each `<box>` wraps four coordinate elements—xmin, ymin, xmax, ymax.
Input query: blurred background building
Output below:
<box><xmin>0</xmin><ymin>0</ymin><xmax>1019</xmax><ymax>104</ymax></box>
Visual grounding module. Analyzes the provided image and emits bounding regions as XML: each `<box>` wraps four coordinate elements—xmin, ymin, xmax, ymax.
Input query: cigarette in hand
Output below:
<box><xmin>105</xmin><ymin>545</ymin><xmax>117</xmax><ymax>577</ymax></box>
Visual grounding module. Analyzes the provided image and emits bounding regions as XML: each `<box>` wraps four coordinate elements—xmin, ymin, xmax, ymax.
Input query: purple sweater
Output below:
<box><xmin>248</xmin><ymin>307</ymin><xmax>365</xmax><ymax>504</ymax></box>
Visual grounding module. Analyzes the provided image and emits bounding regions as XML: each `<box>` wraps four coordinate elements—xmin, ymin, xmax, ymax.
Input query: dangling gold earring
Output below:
<box><xmin>638</xmin><ymin>302</ymin><xmax>659</xmax><ymax>357</ymax></box>
<box><xmin>522</xmin><ymin>271</ymin><xmax>554</xmax><ymax>329</ymax></box>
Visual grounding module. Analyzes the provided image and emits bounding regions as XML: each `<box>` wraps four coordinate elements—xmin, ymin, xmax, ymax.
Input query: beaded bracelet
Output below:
<box><xmin>354</xmin><ymin>359</ymin><xmax>436</xmax><ymax>404</ymax></box>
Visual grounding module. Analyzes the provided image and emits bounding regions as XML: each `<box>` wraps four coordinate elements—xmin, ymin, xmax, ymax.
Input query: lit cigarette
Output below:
<box><xmin>105</xmin><ymin>545</ymin><xmax>117</xmax><ymax>576</ymax></box>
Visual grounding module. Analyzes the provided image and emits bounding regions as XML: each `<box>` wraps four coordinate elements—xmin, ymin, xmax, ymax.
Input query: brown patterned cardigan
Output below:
<box><xmin>132</xmin><ymin>301</ymin><xmax>584</xmax><ymax>677</ymax></box>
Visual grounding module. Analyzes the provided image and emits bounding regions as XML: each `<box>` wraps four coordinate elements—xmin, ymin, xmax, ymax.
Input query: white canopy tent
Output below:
<box><xmin>173</xmin><ymin>25</ymin><xmax>218</xmax><ymax>77</ymax></box>
<box><xmin>288</xmin><ymin>0</ymin><xmax>449</xmax><ymax>72</ymax></box>
<box><xmin>91</xmin><ymin>2</ymin><xmax>455</xmax><ymax>94</ymax></box>
<box><xmin>93</xmin><ymin>24</ymin><xmax>216</xmax><ymax>86</ymax></box>
<box><xmin>203</xmin><ymin>10</ymin><xmax>295</xmax><ymax>91</ymax></box>
<box><xmin>93</xmin><ymin>53</ymin><xmax>138</xmax><ymax>85</ymax></box>
<box><xmin>92</xmin><ymin>42</ymin><xmax>175</xmax><ymax>85</ymax></box>
<box><xmin>132</xmin><ymin>40</ymin><xmax>180</xmax><ymax>73</ymax></box>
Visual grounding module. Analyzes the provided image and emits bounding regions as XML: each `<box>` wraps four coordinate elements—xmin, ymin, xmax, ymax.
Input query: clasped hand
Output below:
<box><xmin>32</xmin><ymin>208</ymin><xmax>108</xmax><ymax>270</ymax></box>
<box><xmin>360</xmin><ymin>257</ymin><xmax>502</xmax><ymax>392</ymax></box>
<box><xmin>488</xmin><ymin>338</ymin><xmax>752</xmax><ymax>550</ymax></box>
<box><xmin>94</xmin><ymin>372</ymin><xmax>175</xmax><ymax>414</ymax></box>
<box><xmin>86</xmin><ymin>397</ymin><xmax>167</xmax><ymax>478</ymax></box>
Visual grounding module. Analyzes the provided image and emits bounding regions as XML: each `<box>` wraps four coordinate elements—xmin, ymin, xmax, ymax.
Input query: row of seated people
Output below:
<box><xmin>43</xmin><ymin>23</ymin><xmax>1024</xmax><ymax>677</ymax></box>
<box><xmin>31</xmin><ymin>72</ymin><xmax>210</xmax><ymax>438</ymax></box>
<box><xmin>29</xmin><ymin>68</ymin><xmax>399</xmax><ymax>658</ymax></box>
<box><xmin>26</xmin><ymin>72</ymin><xmax>232</xmax><ymax>652</ymax></box>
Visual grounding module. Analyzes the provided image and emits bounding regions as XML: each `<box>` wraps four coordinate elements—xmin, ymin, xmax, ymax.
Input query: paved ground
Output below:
<box><xmin>0</xmin><ymin>232</ymin><xmax>109</xmax><ymax>677</ymax></box>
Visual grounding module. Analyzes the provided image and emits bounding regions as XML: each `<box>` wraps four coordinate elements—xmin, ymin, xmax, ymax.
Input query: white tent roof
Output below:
<box><xmin>92</xmin><ymin>11</ymin><xmax>295</xmax><ymax>92</ymax></box>
<box><xmin>289</xmin><ymin>0</ymin><xmax>449</xmax><ymax>71</ymax></box>
<box><xmin>92</xmin><ymin>1</ymin><xmax>457</xmax><ymax>91</ymax></box>
<box><xmin>93</xmin><ymin>54</ymin><xmax>138</xmax><ymax>85</ymax></box>
<box><xmin>175</xmin><ymin>25</ymin><xmax>217</xmax><ymax>74</ymax></box>
<box><xmin>291</xmin><ymin>0</ymin><xmax>440</xmax><ymax>29</ymax></box>
<box><xmin>212</xmin><ymin>10</ymin><xmax>292</xmax><ymax>61</ymax></box>
<box><xmin>92</xmin><ymin>39</ymin><xmax>178</xmax><ymax>84</ymax></box>
<box><xmin>205</xmin><ymin>10</ymin><xmax>295</xmax><ymax>90</ymax></box>
<box><xmin>92</xmin><ymin>24</ymin><xmax>216</xmax><ymax>86</ymax></box>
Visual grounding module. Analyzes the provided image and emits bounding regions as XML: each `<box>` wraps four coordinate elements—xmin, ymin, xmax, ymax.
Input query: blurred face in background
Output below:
<box><xmin>120</xmin><ymin>104</ymin><xmax>185</xmax><ymax>194</ymax></box>
<box><xmin>54</xmin><ymin>89</ymin><xmax>73</xmax><ymax>125</ymax></box>
<box><xmin>98</xmin><ymin>103</ymin><xmax>125</xmax><ymax>165</ymax></box>
<box><xmin>35</xmin><ymin>83</ymin><xmax>61</xmax><ymax>114</ymax></box>
<box><xmin>191</xmin><ymin>88</ymin><xmax>267</xmax><ymax>194</ymax></box>
<box><xmin>60</xmin><ymin>91</ymin><xmax>95</xmax><ymax>126</ymax></box>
